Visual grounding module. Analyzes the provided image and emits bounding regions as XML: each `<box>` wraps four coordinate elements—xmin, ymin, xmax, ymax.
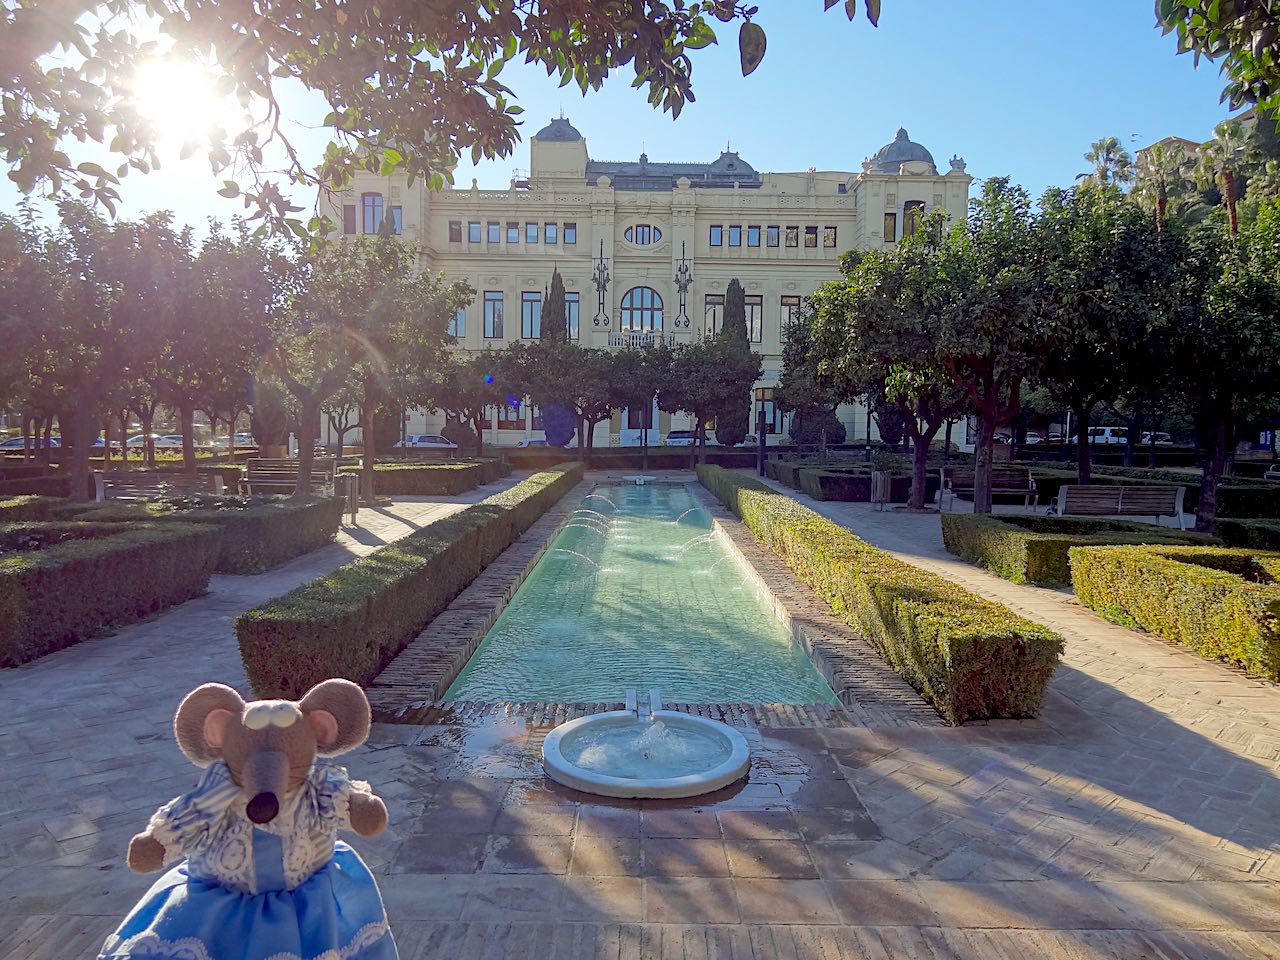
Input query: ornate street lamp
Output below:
<box><xmin>673</xmin><ymin>241</ymin><xmax>693</xmax><ymax>328</ymax></box>
<box><xmin>591</xmin><ymin>240</ymin><xmax>610</xmax><ymax>327</ymax></box>
<box><xmin>754</xmin><ymin>386</ymin><xmax>775</xmax><ymax>476</ymax></box>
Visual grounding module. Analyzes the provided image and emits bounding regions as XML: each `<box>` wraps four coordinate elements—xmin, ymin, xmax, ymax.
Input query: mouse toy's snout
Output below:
<box><xmin>246</xmin><ymin>792</ymin><xmax>279</xmax><ymax>824</ymax></box>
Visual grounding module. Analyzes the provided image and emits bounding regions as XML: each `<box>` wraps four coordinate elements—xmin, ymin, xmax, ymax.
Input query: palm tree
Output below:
<box><xmin>1134</xmin><ymin>141</ymin><xmax>1193</xmax><ymax>228</ymax></box>
<box><xmin>1077</xmin><ymin>136</ymin><xmax>1136</xmax><ymax>188</ymax></box>
<box><xmin>1196</xmin><ymin>119</ymin><xmax>1255</xmax><ymax>235</ymax></box>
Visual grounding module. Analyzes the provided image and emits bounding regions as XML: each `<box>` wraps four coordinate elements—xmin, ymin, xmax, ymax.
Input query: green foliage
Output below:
<box><xmin>698</xmin><ymin>465</ymin><xmax>1064</xmax><ymax>723</ymax></box>
<box><xmin>235</xmin><ymin>464</ymin><xmax>583</xmax><ymax>698</ymax></box>
<box><xmin>0</xmin><ymin>495</ymin><xmax>56</xmax><ymax>522</ymax></box>
<box><xmin>1157</xmin><ymin>1</ymin><xmax>1280</xmax><ymax>115</ymax></box>
<box><xmin>714</xmin><ymin>279</ymin><xmax>752</xmax><ymax>447</ymax></box>
<box><xmin>541</xmin><ymin>269</ymin><xmax>568</xmax><ymax>343</ymax></box>
<box><xmin>338</xmin><ymin>461</ymin><xmax>508</xmax><ymax>496</ymax></box>
<box><xmin>788</xmin><ymin>407</ymin><xmax>847</xmax><ymax>445</ymax></box>
<box><xmin>942</xmin><ymin>513</ymin><xmax>1216</xmax><ymax>586</ymax></box>
<box><xmin>1076</xmin><ymin>136</ymin><xmax>1135</xmax><ymax>188</ymax></box>
<box><xmin>0</xmin><ymin>520</ymin><xmax>221</xmax><ymax>666</ymax></box>
<box><xmin>1070</xmin><ymin>543</ymin><xmax>1280</xmax><ymax>678</ymax></box>
<box><xmin>1213</xmin><ymin>518</ymin><xmax>1280</xmax><ymax>549</ymax></box>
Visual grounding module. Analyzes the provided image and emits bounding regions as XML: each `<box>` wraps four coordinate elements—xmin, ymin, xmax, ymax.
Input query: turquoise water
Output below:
<box><xmin>444</xmin><ymin>483</ymin><xmax>838</xmax><ymax>704</ymax></box>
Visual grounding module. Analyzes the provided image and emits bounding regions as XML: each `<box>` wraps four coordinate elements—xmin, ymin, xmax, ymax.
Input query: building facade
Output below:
<box><xmin>319</xmin><ymin>119</ymin><xmax>972</xmax><ymax>447</ymax></box>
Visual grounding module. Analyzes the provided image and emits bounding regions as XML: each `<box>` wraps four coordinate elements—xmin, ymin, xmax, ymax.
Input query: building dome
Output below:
<box><xmin>707</xmin><ymin>150</ymin><xmax>755</xmax><ymax>176</ymax></box>
<box><xmin>533</xmin><ymin>117</ymin><xmax>583</xmax><ymax>142</ymax></box>
<box><xmin>866</xmin><ymin>127</ymin><xmax>936</xmax><ymax>174</ymax></box>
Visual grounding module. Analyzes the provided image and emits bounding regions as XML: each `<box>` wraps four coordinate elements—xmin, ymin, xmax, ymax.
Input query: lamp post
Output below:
<box><xmin>673</xmin><ymin>241</ymin><xmax>693</xmax><ymax>330</ymax></box>
<box><xmin>591</xmin><ymin>240</ymin><xmax>610</xmax><ymax>328</ymax></box>
<box><xmin>755</xmin><ymin>386</ymin><xmax>774</xmax><ymax>477</ymax></box>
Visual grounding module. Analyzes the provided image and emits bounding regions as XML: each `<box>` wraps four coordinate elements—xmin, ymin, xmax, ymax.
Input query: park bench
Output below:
<box><xmin>1048</xmin><ymin>484</ymin><xmax>1187</xmax><ymax>529</ymax></box>
<box><xmin>94</xmin><ymin>469</ymin><xmax>224</xmax><ymax>502</ymax></box>
<box><xmin>240</xmin><ymin>457</ymin><xmax>337</xmax><ymax>496</ymax></box>
<box><xmin>939</xmin><ymin>466</ymin><xmax>1037</xmax><ymax>510</ymax></box>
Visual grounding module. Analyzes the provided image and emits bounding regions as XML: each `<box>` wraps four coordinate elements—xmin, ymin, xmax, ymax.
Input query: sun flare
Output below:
<box><xmin>129</xmin><ymin>58</ymin><xmax>248</xmax><ymax>150</ymax></box>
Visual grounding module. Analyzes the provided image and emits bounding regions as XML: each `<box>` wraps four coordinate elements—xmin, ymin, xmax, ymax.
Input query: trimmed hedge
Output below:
<box><xmin>1213</xmin><ymin>518</ymin><xmax>1280</xmax><ymax>550</ymax></box>
<box><xmin>0</xmin><ymin>495</ymin><xmax>57</xmax><ymax>522</ymax></box>
<box><xmin>0</xmin><ymin>520</ymin><xmax>222</xmax><ymax>666</ymax></box>
<box><xmin>698</xmin><ymin>466</ymin><xmax>1063</xmax><ymax>724</ymax></box>
<box><xmin>1070</xmin><ymin>544</ymin><xmax>1280</xmax><ymax>679</ymax></box>
<box><xmin>1217</xmin><ymin>485</ymin><xmax>1280</xmax><ymax>519</ymax></box>
<box><xmin>0</xmin><ymin>474</ymin><xmax>72</xmax><ymax>498</ymax></box>
<box><xmin>941</xmin><ymin>514</ymin><xmax>1217</xmax><ymax>586</ymax></box>
<box><xmin>57</xmin><ymin>495</ymin><xmax>343</xmax><ymax>574</ymax></box>
<box><xmin>1029</xmin><ymin>465</ymin><xmax>1279</xmax><ymax>519</ymax></box>
<box><xmin>235</xmin><ymin>463</ymin><xmax>584</xmax><ymax>698</ymax></box>
<box><xmin>339</xmin><ymin>460</ymin><xmax>507</xmax><ymax>496</ymax></box>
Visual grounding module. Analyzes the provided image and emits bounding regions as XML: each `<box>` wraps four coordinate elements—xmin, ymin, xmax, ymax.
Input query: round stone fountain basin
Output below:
<box><xmin>542</xmin><ymin>710</ymin><xmax>751</xmax><ymax>799</ymax></box>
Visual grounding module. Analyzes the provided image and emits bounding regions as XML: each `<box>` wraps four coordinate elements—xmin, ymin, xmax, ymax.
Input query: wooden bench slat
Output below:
<box><xmin>1055</xmin><ymin>484</ymin><xmax>1185</xmax><ymax>529</ymax></box>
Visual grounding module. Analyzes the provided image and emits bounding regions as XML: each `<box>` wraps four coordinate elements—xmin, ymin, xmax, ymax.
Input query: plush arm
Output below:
<box><xmin>346</xmin><ymin>790</ymin><xmax>388</xmax><ymax>837</ymax></box>
<box><xmin>127</xmin><ymin>831</ymin><xmax>168</xmax><ymax>873</ymax></box>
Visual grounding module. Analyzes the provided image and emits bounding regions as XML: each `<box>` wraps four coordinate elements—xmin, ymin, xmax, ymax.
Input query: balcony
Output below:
<box><xmin>608</xmin><ymin>332</ymin><xmax>677</xmax><ymax>348</ymax></box>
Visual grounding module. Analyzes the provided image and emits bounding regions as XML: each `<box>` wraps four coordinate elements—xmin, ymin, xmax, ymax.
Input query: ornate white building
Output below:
<box><xmin>319</xmin><ymin>119</ymin><xmax>971</xmax><ymax>446</ymax></box>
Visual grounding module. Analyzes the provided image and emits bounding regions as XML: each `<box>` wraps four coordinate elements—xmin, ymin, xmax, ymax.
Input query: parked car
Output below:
<box><xmin>662</xmin><ymin>430</ymin><xmax>697</xmax><ymax>446</ymax></box>
<box><xmin>1046</xmin><ymin>433</ymin><xmax>1065</xmax><ymax>445</ymax></box>
<box><xmin>1141</xmin><ymin>431</ymin><xmax>1174</xmax><ymax>445</ymax></box>
<box><xmin>0</xmin><ymin>435</ymin><xmax>59</xmax><ymax>448</ymax></box>
<box><xmin>515</xmin><ymin>438</ymin><xmax>551</xmax><ymax>448</ymax></box>
<box><xmin>993</xmin><ymin>432</ymin><xmax>1013</xmax><ymax>445</ymax></box>
<box><xmin>1023</xmin><ymin>431</ymin><xmax>1044</xmax><ymax>445</ymax></box>
<box><xmin>214</xmin><ymin>432</ymin><xmax>257</xmax><ymax>447</ymax></box>
<box><xmin>1070</xmin><ymin>427</ymin><xmax>1129</xmax><ymax>445</ymax></box>
<box><xmin>393</xmin><ymin>434</ymin><xmax>458</xmax><ymax>449</ymax></box>
<box><xmin>126</xmin><ymin>433</ymin><xmax>183</xmax><ymax>449</ymax></box>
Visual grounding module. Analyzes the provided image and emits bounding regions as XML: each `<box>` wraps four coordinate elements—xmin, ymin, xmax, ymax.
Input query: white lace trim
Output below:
<box><xmin>103</xmin><ymin>918</ymin><xmax>391</xmax><ymax>960</ymax></box>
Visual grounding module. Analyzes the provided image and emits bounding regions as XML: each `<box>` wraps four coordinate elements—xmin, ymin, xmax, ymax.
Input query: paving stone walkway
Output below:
<box><xmin>4</xmin><ymin>470</ymin><xmax>1280</xmax><ymax>959</ymax></box>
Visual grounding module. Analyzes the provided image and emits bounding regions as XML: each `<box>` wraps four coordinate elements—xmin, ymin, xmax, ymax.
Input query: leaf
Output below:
<box><xmin>866</xmin><ymin>0</ymin><xmax>881</xmax><ymax>26</ymax></box>
<box><xmin>217</xmin><ymin>180</ymin><xmax>241</xmax><ymax>199</ymax></box>
<box><xmin>825</xmin><ymin>0</ymin><xmax>840</xmax><ymax>9</ymax></box>
<box><xmin>739</xmin><ymin>21</ymin><xmax>766</xmax><ymax>77</ymax></box>
<box><xmin>844</xmin><ymin>0</ymin><xmax>857</xmax><ymax>20</ymax></box>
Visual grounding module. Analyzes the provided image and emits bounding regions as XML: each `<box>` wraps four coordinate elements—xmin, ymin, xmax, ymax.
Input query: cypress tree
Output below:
<box><xmin>714</xmin><ymin>278</ymin><xmax>752</xmax><ymax>446</ymax></box>
<box><xmin>541</xmin><ymin>268</ymin><xmax>567</xmax><ymax>342</ymax></box>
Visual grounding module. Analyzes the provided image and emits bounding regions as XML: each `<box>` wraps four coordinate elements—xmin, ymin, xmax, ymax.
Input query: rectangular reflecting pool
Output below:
<box><xmin>444</xmin><ymin>483</ymin><xmax>838</xmax><ymax>704</ymax></box>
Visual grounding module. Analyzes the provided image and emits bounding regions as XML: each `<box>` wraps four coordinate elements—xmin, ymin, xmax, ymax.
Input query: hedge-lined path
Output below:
<box><xmin>5</xmin><ymin>469</ymin><xmax>1280</xmax><ymax>958</ymax></box>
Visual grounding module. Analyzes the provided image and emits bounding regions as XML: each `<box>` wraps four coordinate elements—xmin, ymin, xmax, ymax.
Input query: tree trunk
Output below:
<box><xmin>696</xmin><ymin>421</ymin><xmax>707</xmax><ymax>467</ymax></box>
<box><xmin>39</xmin><ymin>416</ymin><xmax>53</xmax><ymax>466</ymax></box>
<box><xmin>943</xmin><ymin>419</ymin><xmax>954</xmax><ymax>464</ymax></box>
<box><xmin>1156</xmin><ymin>187</ymin><xmax>1167</xmax><ymax>228</ymax></box>
<box><xmin>359</xmin><ymin>389</ymin><xmax>376</xmax><ymax>504</ymax></box>
<box><xmin>293</xmin><ymin>398</ymin><xmax>320</xmax><ymax>497</ymax></box>
<box><xmin>1124</xmin><ymin>412</ymin><xmax>1141</xmax><ymax>469</ymax></box>
<box><xmin>909</xmin><ymin>427</ymin><xmax>934</xmax><ymax>510</ymax></box>
<box><xmin>1074</xmin><ymin>403</ymin><xmax>1093</xmax><ymax>485</ymax></box>
<box><xmin>1196</xmin><ymin>416</ymin><xmax>1231</xmax><ymax>532</ymax></box>
<box><xmin>180</xmin><ymin>403</ymin><xmax>196</xmax><ymax>475</ymax></box>
<box><xmin>66</xmin><ymin>403</ymin><xmax>95</xmax><ymax>503</ymax></box>
<box><xmin>102</xmin><ymin>418</ymin><xmax>112</xmax><ymax>468</ymax></box>
<box><xmin>1148</xmin><ymin>430</ymin><xmax>1158</xmax><ymax>469</ymax></box>
<box><xmin>141</xmin><ymin>410</ymin><xmax>156</xmax><ymax>468</ymax></box>
<box><xmin>973</xmin><ymin>415</ymin><xmax>996</xmax><ymax>514</ymax></box>
<box><xmin>1222</xmin><ymin>169</ymin><xmax>1239</xmax><ymax>236</ymax></box>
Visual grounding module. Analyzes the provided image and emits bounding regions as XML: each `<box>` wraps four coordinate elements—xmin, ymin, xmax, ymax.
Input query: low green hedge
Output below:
<box><xmin>58</xmin><ymin>495</ymin><xmax>343</xmax><ymax>574</ymax></box>
<box><xmin>941</xmin><ymin>514</ymin><xmax>1217</xmax><ymax>586</ymax></box>
<box><xmin>1213</xmin><ymin>518</ymin><xmax>1280</xmax><ymax>550</ymax></box>
<box><xmin>0</xmin><ymin>520</ymin><xmax>222</xmax><ymax>666</ymax></box>
<box><xmin>698</xmin><ymin>466</ymin><xmax>1063</xmax><ymax>724</ymax></box>
<box><xmin>235</xmin><ymin>463</ymin><xmax>584</xmax><ymax>698</ymax></box>
<box><xmin>0</xmin><ymin>495</ymin><xmax>58</xmax><ymax>522</ymax></box>
<box><xmin>340</xmin><ymin>461</ymin><xmax>499</xmax><ymax>496</ymax></box>
<box><xmin>795</xmin><ymin>468</ymin><xmax>935</xmax><ymax>503</ymax></box>
<box><xmin>0</xmin><ymin>474</ymin><xmax>73</xmax><ymax>498</ymax></box>
<box><xmin>1029</xmin><ymin>466</ymin><xmax>1278</xmax><ymax>519</ymax></box>
<box><xmin>1070</xmin><ymin>544</ymin><xmax>1280</xmax><ymax>679</ymax></box>
<box><xmin>1217</xmin><ymin>485</ymin><xmax>1280</xmax><ymax>519</ymax></box>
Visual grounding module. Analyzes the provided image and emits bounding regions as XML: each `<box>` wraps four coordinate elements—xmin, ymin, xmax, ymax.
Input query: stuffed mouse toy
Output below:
<box><xmin>97</xmin><ymin>679</ymin><xmax>398</xmax><ymax>960</ymax></box>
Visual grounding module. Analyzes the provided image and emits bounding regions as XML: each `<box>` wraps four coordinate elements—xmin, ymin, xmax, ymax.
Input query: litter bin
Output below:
<box><xmin>334</xmin><ymin>473</ymin><xmax>359</xmax><ymax>524</ymax></box>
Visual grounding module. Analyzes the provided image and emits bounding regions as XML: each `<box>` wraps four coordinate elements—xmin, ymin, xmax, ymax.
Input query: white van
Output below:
<box><xmin>1087</xmin><ymin>427</ymin><xmax>1128</xmax><ymax>445</ymax></box>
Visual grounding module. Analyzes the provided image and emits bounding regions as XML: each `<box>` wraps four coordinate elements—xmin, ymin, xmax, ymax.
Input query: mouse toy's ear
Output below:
<box><xmin>174</xmin><ymin>683</ymin><xmax>246</xmax><ymax>767</ymax></box>
<box><xmin>299</xmin><ymin>679</ymin><xmax>371</xmax><ymax>757</ymax></box>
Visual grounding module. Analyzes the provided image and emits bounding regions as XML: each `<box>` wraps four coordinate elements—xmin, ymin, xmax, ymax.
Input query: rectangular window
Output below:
<box><xmin>487</xmin><ymin>221</ymin><xmax>500</xmax><ymax>243</ymax></box>
<box><xmin>883</xmin><ymin>212</ymin><xmax>897</xmax><ymax>242</ymax></box>
<box><xmin>448</xmin><ymin>307</ymin><xmax>465</xmax><ymax>338</ymax></box>
<box><xmin>781</xmin><ymin>295</ymin><xmax>803</xmax><ymax>328</ymax></box>
<box><xmin>785</xmin><ymin>225</ymin><xmax>799</xmax><ymax>247</ymax></box>
<box><xmin>823</xmin><ymin>226</ymin><xmax>837</xmax><ymax>248</ymax></box>
<box><xmin>545</xmin><ymin>222</ymin><xmax>558</xmax><ymax>244</ymax></box>
<box><xmin>390</xmin><ymin>206</ymin><xmax>403</xmax><ymax>235</ymax></box>
<box><xmin>361</xmin><ymin>193</ymin><xmax>384</xmax><ymax>234</ymax></box>
<box><xmin>705</xmin><ymin>294</ymin><xmax>724</xmax><ymax>337</ymax></box>
<box><xmin>498</xmin><ymin>401</ymin><xmax>524</xmax><ymax>430</ymax></box>
<box><xmin>804</xmin><ymin>226</ymin><xmax>818</xmax><ymax>248</ymax></box>
<box><xmin>483</xmin><ymin>291</ymin><xmax>504</xmax><ymax>339</ymax></box>
<box><xmin>709</xmin><ymin>224</ymin><xmax>723</xmax><ymax>246</ymax></box>
<box><xmin>532</xmin><ymin>405</ymin><xmax>544</xmax><ymax>430</ymax></box>
<box><xmin>521</xmin><ymin>290</ymin><xmax>541</xmax><ymax>339</ymax></box>
<box><xmin>448</xmin><ymin>220</ymin><xmax>462</xmax><ymax>243</ymax></box>
<box><xmin>904</xmin><ymin>200</ymin><xmax>926</xmax><ymax>237</ymax></box>
<box><xmin>468</xmin><ymin>221</ymin><xmax>481</xmax><ymax>243</ymax></box>
<box><xmin>564</xmin><ymin>222</ymin><xmax>577</xmax><ymax>244</ymax></box>
<box><xmin>342</xmin><ymin>204</ymin><xmax>356</xmax><ymax>235</ymax></box>
<box><xmin>526</xmin><ymin>222</ymin><xmax>539</xmax><ymax>243</ymax></box>
<box><xmin>565</xmin><ymin>291</ymin><xmax>580</xmax><ymax>340</ymax></box>
<box><xmin>728</xmin><ymin>225</ymin><xmax>742</xmax><ymax>247</ymax></box>
<box><xmin>747</xmin><ymin>225</ymin><xmax>761</xmax><ymax>247</ymax></box>
<box><xmin>766</xmin><ymin>225</ymin><xmax>780</xmax><ymax>247</ymax></box>
<box><xmin>758</xmin><ymin>399</ymin><xmax>782</xmax><ymax>435</ymax></box>
<box><xmin>745</xmin><ymin>295</ymin><xmax>763</xmax><ymax>343</ymax></box>
<box><xmin>506</xmin><ymin>222</ymin><xmax>520</xmax><ymax>244</ymax></box>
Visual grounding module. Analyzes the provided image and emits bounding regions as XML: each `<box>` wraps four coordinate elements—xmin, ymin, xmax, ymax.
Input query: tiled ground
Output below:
<box><xmin>3</xmin><ymin>470</ymin><xmax>1280</xmax><ymax>959</ymax></box>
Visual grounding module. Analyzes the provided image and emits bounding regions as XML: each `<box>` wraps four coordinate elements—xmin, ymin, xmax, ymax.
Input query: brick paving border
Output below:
<box><xmin>370</xmin><ymin>477</ymin><xmax>942</xmax><ymax>728</ymax></box>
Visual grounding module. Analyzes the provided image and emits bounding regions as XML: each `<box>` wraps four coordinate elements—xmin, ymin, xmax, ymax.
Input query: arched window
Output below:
<box><xmin>620</xmin><ymin>286</ymin><xmax>663</xmax><ymax>332</ymax></box>
<box><xmin>361</xmin><ymin>192</ymin><xmax>384</xmax><ymax>234</ymax></box>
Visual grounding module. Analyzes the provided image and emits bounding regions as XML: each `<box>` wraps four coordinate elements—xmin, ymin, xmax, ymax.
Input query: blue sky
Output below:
<box><xmin>1</xmin><ymin>2</ymin><xmax>1241</xmax><ymax>229</ymax></box>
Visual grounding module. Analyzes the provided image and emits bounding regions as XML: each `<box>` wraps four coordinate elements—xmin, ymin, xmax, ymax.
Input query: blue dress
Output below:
<box><xmin>98</xmin><ymin>760</ymin><xmax>398</xmax><ymax>960</ymax></box>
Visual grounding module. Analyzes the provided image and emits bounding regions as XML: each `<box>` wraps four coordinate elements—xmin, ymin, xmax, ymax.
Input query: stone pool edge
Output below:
<box><xmin>367</xmin><ymin>475</ymin><xmax>943</xmax><ymax>729</ymax></box>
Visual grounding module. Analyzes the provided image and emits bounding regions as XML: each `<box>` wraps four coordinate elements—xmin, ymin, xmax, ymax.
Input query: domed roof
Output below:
<box><xmin>707</xmin><ymin>150</ymin><xmax>755</xmax><ymax>176</ymax></box>
<box><xmin>867</xmin><ymin>127</ymin><xmax>936</xmax><ymax>174</ymax></box>
<box><xmin>534</xmin><ymin>117</ymin><xmax>583</xmax><ymax>142</ymax></box>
